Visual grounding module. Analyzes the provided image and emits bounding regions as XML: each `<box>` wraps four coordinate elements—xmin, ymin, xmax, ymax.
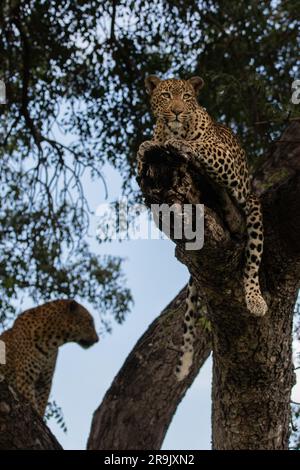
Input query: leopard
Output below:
<box><xmin>137</xmin><ymin>75</ymin><xmax>267</xmax><ymax>381</ymax></box>
<box><xmin>0</xmin><ymin>299</ymin><xmax>99</xmax><ymax>416</ymax></box>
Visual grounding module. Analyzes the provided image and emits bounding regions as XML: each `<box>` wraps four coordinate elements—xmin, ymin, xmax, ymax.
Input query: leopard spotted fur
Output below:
<box><xmin>138</xmin><ymin>76</ymin><xmax>267</xmax><ymax>381</ymax></box>
<box><xmin>0</xmin><ymin>300</ymin><xmax>98</xmax><ymax>416</ymax></box>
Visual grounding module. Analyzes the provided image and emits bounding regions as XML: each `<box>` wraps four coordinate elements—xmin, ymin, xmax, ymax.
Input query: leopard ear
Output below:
<box><xmin>188</xmin><ymin>76</ymin><xmax>205</xmax><ymax>95</ymax></box>
<box><xmin>145</xmin><ymin>75</ymin><xmax>161</xmax><ymax>95</ymax></box>
<box><xmin>69</xmin><ymin>300</ymin><xmax>78</xmax><ymax>313</ymax></box>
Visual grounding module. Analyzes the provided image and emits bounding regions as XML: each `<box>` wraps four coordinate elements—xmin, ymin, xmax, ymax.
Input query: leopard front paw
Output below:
<box><xmin>138</xmin><ymin>140</ymin><xmax>164</xmax><ymax>164</ymax></box>
<box><xmin>165</xmin><ymin>139</ymin><xmax>193</xmax><ymax>161</ymax></box>
<box><xmin>138</xmin><ymin>140</ymin><xmax>157</xmax><ymax>154</ymax></box>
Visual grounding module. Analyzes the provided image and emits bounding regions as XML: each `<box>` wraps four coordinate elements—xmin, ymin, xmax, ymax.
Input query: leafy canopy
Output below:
<box><xmin>0</xmin><ymin>0</ymin><xmax>299</xmax><ymax>326</ymax></box>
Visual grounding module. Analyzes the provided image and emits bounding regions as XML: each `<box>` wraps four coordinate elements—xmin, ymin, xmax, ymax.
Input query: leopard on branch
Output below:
<box><xmin>137</xmin><ymin>76</ymin><xmax>267</xmax><ymax>381</ymax></box>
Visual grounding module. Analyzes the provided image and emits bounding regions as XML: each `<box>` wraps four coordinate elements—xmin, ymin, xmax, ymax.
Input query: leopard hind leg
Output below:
<box><xmin>175</xmin><ymin>277</ymin><xmax>198</xmax><ymax>381</ymax></box>
<box><xmin>243</xmin><ymin>193</ymin><xmax>267</xmax><ymax>316</ymax></box>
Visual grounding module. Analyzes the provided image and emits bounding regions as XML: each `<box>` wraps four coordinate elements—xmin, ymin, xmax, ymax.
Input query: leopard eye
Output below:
<box><xmin>161</xmin><ymin>92</ymin><xmax>171</xmax><ymax>99</ymax></box>
<box><xmin>183</xmin><ymin>93</ymin><xmax>192</xmax><ymax>100</ymax></box>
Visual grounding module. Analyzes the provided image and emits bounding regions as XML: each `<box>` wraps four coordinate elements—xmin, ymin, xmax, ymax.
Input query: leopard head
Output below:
<box><xmin>65</xmin><ymin>300</ymin><xmax>99</xmax><ymax>348</ymax></box>
<box><xmin>15</xmin><ymin>300</ymin><xmax>99</xmax><ymax>353</ymax></box>
<box><xmin>145</xmin><ymin>76</ymin><xmax>204</xmax><ymax>130</ymax></box>
<box><xmin>32</xmin><ymin>300</ymin><xmax>99</xmax><ymax>349</ymax></box>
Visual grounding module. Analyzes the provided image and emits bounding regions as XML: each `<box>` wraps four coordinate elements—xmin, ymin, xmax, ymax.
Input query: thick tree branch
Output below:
<box><xmin>87</xmin><ymin>285</ymin><xmax>212</xmax><ymax>450</ymax></box>
<box><xmin>133</xmin><ymin>122</ymin><xmax>300</xmax><ymax>450</ymax></box>
<box><xmin>0</xmin><ymin>379</ymin><xmax>62</xmax><ymax>450</ymax></box>
<box><xmin>87</xmin><ymin>123</ymin><xmax>300</xmax><ymax>451</ymax></box>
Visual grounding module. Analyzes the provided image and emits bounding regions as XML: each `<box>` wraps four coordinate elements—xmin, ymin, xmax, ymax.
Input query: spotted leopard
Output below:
<box><xmin>138</xmin><ymin>76</ymin><xmax>267</xmax><ymax>381</ymax></box>
<box><xmin>0</xmin><ymin>299</ymin><xmax>99</xmax><ymax>416</ymax></box>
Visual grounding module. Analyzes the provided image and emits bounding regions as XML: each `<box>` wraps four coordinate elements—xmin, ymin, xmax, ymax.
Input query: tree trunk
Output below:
<box><xmin>87</xmin><ymin>286</ymin><xmax>212</xmax><ymax>450</ymax></box>
<box><xmin>131</xmin><ymin>122</ymin><xmax>300</xmax><ymax>450</ymax></box>
<box><xmin>0</xmin><ymin>379</ymin><xmax>62</xmax><ymax>450</ymax></box>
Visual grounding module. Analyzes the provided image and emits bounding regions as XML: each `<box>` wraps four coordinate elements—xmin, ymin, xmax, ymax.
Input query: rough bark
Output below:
<box><xmin>87</xmin><ymin>286</ymin><xmax>212</xmax><ymax>450</ymax></box>
<box><xmin>131</xmin><ymin>122</ymin><xmax>300</xmax><ymax>450</ymax></box>
<box><xmin>0</xmin><ymin>379</ymin><xmax>62</xmax><ymax>450</ymax></box>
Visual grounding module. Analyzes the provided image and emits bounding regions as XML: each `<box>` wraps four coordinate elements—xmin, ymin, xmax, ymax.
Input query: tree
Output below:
<box><xmin>0</xmin><ymin>380</ymin><xmax>62</xmax><ymax>450</ymax></box>
<box><xmin>131</xmin><ymin>121</ymin><xmax>300</xmax><ymax>449</ymax></box>
<box><xmin>0</xmin><ymin>0</ymin><xmax>300</xmax><ymax>450</ymax></box>
<box><xmin>87</xmin><ymin>285</ymin><xmax>212</xmax><ymax>450</ymax></box>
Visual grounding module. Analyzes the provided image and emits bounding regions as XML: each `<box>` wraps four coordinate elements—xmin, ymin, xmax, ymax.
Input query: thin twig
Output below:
<box><xmin>255</xmin><ymin>117</ymin><xmax>300</xmax><ymax>125</ymax></box>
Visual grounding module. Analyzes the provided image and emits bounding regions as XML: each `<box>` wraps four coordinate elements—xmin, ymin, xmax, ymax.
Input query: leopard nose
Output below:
<box><xmin>173</xmin><ymin>109</ymin><xmax>182</xmax><ymax>116</ymax></box>
<box><xmin>93</xmin><ymin>332</ymin><xmax>99</xmax><ymax>343</ymax></box>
